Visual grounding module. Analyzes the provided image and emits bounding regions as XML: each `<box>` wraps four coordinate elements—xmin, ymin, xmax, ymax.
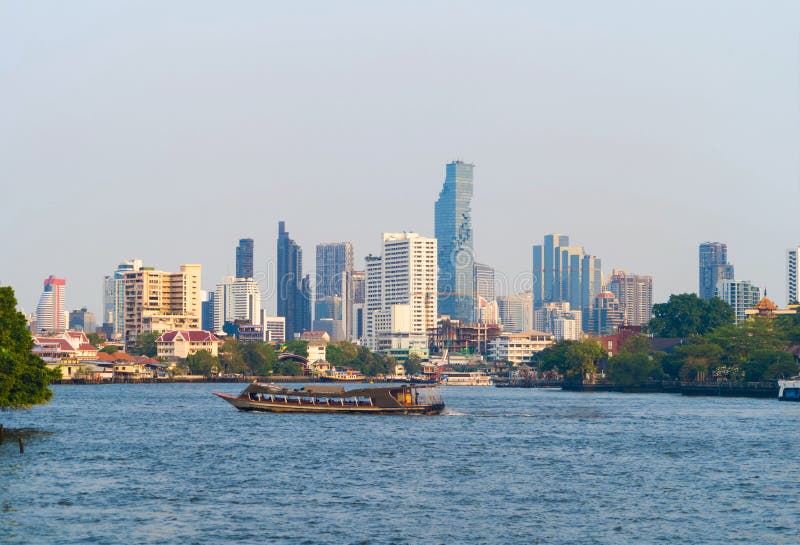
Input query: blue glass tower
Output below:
<box><xmin>435</xmin><ymin>161</ymin><xmax>475</xmax><ymax>322</ymax></box>
<box><xmin>236</xmin><ymin>238</ymin><xmax>254</xmax><ymax>279</ymax></box>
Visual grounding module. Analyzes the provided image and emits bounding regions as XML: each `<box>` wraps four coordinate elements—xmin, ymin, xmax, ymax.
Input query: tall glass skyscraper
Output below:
<box><xmin>236</xmin><ymin>238</ymin><xmax>254</xmax><ymax>279</ymax></box>
<box><xmin>435</xmin><ymin>160</ymin><xmax>475</xmax><ymax>322</ymax></box>
<box><xmin>36</xmin><ymin>275</ymin><xmax>66</xmax><ymax>334</ymax></box>
<box><xmin>277</xmin><ymin>221</ymin><xmax>309</xmax><ymax>339</ymax></box>
<box><xmin>699</xmin><ymin>242</ymin><xmax>734</xmax><ymax>301</ymax></box>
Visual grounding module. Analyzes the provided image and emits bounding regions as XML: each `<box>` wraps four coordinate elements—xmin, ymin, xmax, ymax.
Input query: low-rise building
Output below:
<box><xmin>300</xmin><ymin>331</ymin><xmax>330</xmax><ymax>363</ymax></box>
<box><xmin>32</xmin><ymin>331</ymin><xmax>99</xmax><ymax>362</ymax></box>
<box><xmin>156</xmin><ymin>330</ymin><xmax>223</xmax><ymax>359</ymax></box>
<box><xmin>488</xmin><ymin>330</ymin><xmax>555</xmax><ymax>365</ymax></box>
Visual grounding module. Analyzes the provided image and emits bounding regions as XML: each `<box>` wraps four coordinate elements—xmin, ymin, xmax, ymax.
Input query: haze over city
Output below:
<box><xmin>2</xmin><ymin>1</ymin><xmax>798</xmax><ymax>314</ymax></box>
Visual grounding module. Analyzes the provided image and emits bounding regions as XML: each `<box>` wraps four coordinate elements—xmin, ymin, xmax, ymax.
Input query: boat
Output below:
<box><xmin>778</xmin><ymin>378</ymin><xmax>800</xmax><ymax>401</ymax></box>
<box><xmin>214</xmin><ymin>382</ymin><xmax>445</xmax><ymax>415</ymax></box>
<box><xmin>440</xmin><ymin>372</ymin><xmax>493</xmax><ymax>386</ymax></box>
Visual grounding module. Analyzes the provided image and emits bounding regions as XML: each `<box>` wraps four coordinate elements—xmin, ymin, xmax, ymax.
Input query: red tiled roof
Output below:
<box><xmin>33</xmin><ymin>338</ymin><xmax>74</xmax><ymax>351</ymax></box>
<box><xmin>97</xmin><ymin>351</ymin><xmax>136</xmax><ymax>362</ymax></box>
<box><xmin>78</xmin><ymin>343</ymin><xmax>98</xmax><ymax>351</ymax></box>
<box><xmin>156</xmin><ymin>330</ymin><xmax>222</xmax><ymax>343</ymax></box>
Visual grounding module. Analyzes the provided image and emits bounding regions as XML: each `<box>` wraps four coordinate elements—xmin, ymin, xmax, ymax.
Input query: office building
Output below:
<box><xmin>350</xmin><ymin>270</ymin><xmax>366</xmax><ymax>341</ymax></box>
<box><xmin>435</xmin><ymin>160</ymin><xmax>475</xmax><ymax>322</ymax></box>
<box><xmin>213</xmin><ymin>276</ymin><xmax>262</xmax><ymax>332</ymax></box>
<box><xmin>102</xmin><ymin>259</ymin><xmax>142</xmax><ymax>339</ymax></box>
<box><xmin>201</xmin><ymin>291</ymin><xmax>214</xmax><ymax>332</ymax></box>
<box><xmin>496</xmin><ymin>292</ymin><xmax>533</xmax><ymax>333</ymax></box>
<box><xmin>315</xmin><ymin>242</ymin><xmax>354</xmax><ymax>340</ymax></box>
<box><xmin>715</xmin><ymin>279</ymin><xmax>761</xmax><ymax>323</ymax></box>
<box><xmin>122</xmin><ymin>264</ymin><xmax>202</xmax><ymax>349</ymax></box>
<box><xmin>607</xmin><ymin>270</ymin><xmax>654</xmax><ymax>327</ymax></box>
<box><xmin>364</xmin><ymin>232</ymin><xmax>438</xmax><ymax>353</ymax></box>
<box><xmin>35</xmin><ymin>275</ymin><xmax>67</xmax><ymax>334</ymax></box>
<box><xmin>533</xmin><ymin>302</ymin><xmax>582</xmax><ymax>341</ymax></box>
<box><xmin>699</xmin><ymin>242</ymin><xmax>734</xmax><ymax>301</ymax></box>
<box><xmin>587</xmin><ymin>292</ymin><xmax>625</xmax><ymax>336</ymax></box>
<box><xmin>68</xmin><ymin>307</ymin><xmax>96</xmax><ymax>333</ymax></box>
<box><xmin>488</xmin><ymin>331</ymin><xmax>555</xmax><ymax>365</ymax></box>
<box><xmin>277</xmin><ymin>221</ymin><xmax>310</xmax><ymax>339</ymax></box>
<box><xmin>236</xmin><ymin>238</ymin><xmax>254</xmax><ymax>279</ymax></box>
<box><xmin>259</xmin><ymin>312</ymin><xmax>287</xmax><ymax>343</ymax></box>
<box><xmin>788</xmin><ymin>246</ymin><xmax>800</xmax><ymax>305</ymax></box>
<box><xmin>474</xmin><ymin>262</ymin><xmax>495</xmax><ymax>300</ymax></box>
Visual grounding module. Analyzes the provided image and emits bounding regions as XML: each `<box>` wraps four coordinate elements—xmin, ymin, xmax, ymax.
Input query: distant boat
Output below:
<box><xmin>778</xmin><ymin>378</ymin><xmax>800</xmax><ymax>401</ymax></box>
<box><xmin>214</xmin><ymin>382</ymin><xmax>445</xmax><ymax>415</ymax></box>
<box><xmin>440</xmin><ymin>372</ymin><xmax>493</xmax><ymax>386</ymax></box>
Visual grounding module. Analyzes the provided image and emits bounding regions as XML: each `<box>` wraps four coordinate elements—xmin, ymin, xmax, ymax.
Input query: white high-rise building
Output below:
<box><xmin>103</xmin><ymin>259</ymin><xmax>143</xmax><ymax>338</ymax></box>
<box><xmin>259</xmin><ymin>311</ymin><xmax>286</xmax><ymax>343</ymax></box>
<box><xmin>715</xmin><ymin>279</ymin><xmax>761</xmax><ymax>323</ymax></box>
<box><xmin>788</xmin><ymin>247</ymin><xmax>800</xmax><ymax>305</ymax></box>
<box><xmin>214</xmin><ymin>276</ymin><xmax>262</xmax><ymax>332</ymax></box>
<box><xmin>364</xmin><ymin>232</ymin><xmax>437</xmax><ymax>351</ymax></box>
<box><xmin>35</xmin><ymin>275</ymin><xmax>66</xmax><ymax>334</ymax></box>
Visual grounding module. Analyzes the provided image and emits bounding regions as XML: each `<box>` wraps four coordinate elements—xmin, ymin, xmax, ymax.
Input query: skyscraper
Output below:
<box><xmin>532</xmin><ymin>234</ymin><xmax>570</xmax><ymax>307</ymax></box>
<box><xmin>587</xmin><ymin>291</ymin><xmax>625</xmax><ymax>336</ymax></box>
<box><xmin>607</xmin><ymin>270</ymin><xmax>654</xmax><ymax>327</ymax></box>
<box><xmin>314</xmin><ymin>242</ymin><xmax>354</xmax><ymax>340</ymax></box>
<box><xmin>715</xmin><ymin>279</ymin><xmax>760</xmax><ymax>323</ymax></box>
<box><xmin>364</xmin><ymin>232</ymin><xmax>437</xmax><ymax>352</ymax></box>
<box><xmin>435</xmin><ymin>160</ymin><xmax>475</xmax><ymax>322</ymax></box>
<box><xmin>213</xmin><ymin>276</ymin><xmax>262</xmax><ymax>332</ymax></box>
<box><xmin>35</xmin><ymin>275</ymin><xmax>66</xmax><ymax>334</ymax></box>
<box><xmin>277</xmin><ymin>221</ymin><xmax>309</xmax><ymax>339</ymax></box>
<box><xmin>236</xmin><ymin>238</ymin><xmax>254</xmax><ymax>279</ymax></box>
<box><xmin>103</xmin><ymin>259</ymin><xmax>143</xmax><ymax>339</ymax></box>
<box><xmin>787</xmin><ymin>246</ymin><xmax>800</xmax><ymax>305</ymax></box>
<box><xmin>699</xmin><ymin>242</ymin><xmax>734</xmax><ymax>301</ymax></box>
<box><xmin>68</xmin><ymin>307</ymin><xmax>96</xmax><ymax>333</ymax></box>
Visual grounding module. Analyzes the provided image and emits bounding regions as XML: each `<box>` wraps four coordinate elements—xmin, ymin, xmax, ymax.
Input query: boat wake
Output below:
<box><xmin>441</xmin><ymin>409</ymin><xmax>537</xmax><ymax>418</ymax></box>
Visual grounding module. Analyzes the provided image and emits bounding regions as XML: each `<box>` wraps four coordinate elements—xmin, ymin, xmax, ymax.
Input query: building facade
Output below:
<box><xmin>699</xmin><ymin>242</ymin><xmax>734</xmax><ymax>301</ymax></box>
<box><xmin>606</xmin><ymin>270</ymin><xmax>653</xmax><ymax>327</ymax></box>
<box><xmin>155</xmin><ymin>330</ymin><xmax>223</xmax><ymax>359</ymax></box>
<box><xmin>103</xmin><ymin>259</ymin><xmax>143</xmax><ymax>339</ymax></box>
<box><xmin>236</xmin><ymin>238</ymin><xmax>254</xmax><ymax>279</ymax></box>
<box><xmin>122</xmin><ymin>264</ymin><xmax>202</xmax><ymax>349</ymax></box>
<box><xmin>277</xmin><ymin>221</ymin><xmax>310</xmax><ymax>339</ymax></box>
<box><xmin>533</xmin><ymin>301</ymin><xmax>583</xmax><ymax>341</ymax></box>
<box><xmin>35</xmin><ymin>275</ymin><xmax>67</xmax><ymax>334</ymax></box>
<box><xmin>260</xmin><ymin>312</ymin><xmax>286</xmax><ymax>344</ymax></box>
<box><xmin>496</xmin><ymin>293</ymin><xmax>533</xmax><ymax>333</ymax></box>
<box><xmin>213</xmin><ymin>276</ymin><xmax>261</xmax><ymax>332</ymax></box>
<box><xmin>435</xmin><ymin>161</ymin><xmax>475</xmax><ymax>322</ymax></box>
<box><xmin>488</xmin><ymin>331</ymin><xmax>555</xmax><ymax>365</ymax></box>
<box><xmin>314</xmin><ymin>242</ymin><xmax>354</xmax><ymax>341</ymax></box>
<box><xmin>788</xmin><ymin>246</ymin><xmax>800</xmax><ymax>305</ymax></box>
<box><xmin>715</xmin><ymin>279</ymin><xmax>761</xmax><ymax>323</ymax></box>
<box><xmin>587</xmin><ymin>291</ymin><xmax>625</xmax><ymax>336</ymax></box>
<box><xmin>364</xmin><ymin>232</ymin><xmax>438</xmax><ymax>352</ymax></box>
<box><xmin>68</xmin><ymin>307</ymin><xmax>96</xmax><ymax>333</ymax></box>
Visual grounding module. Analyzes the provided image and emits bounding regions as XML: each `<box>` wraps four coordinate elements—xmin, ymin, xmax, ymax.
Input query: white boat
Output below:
<box><xmin>778</xmin><ymin>378</ymin><xmax>800</xmax><ymax>401</ymax></box>
<box><xmin>441</xmin><ymin>372</ymin><xmax>493</xmax><ymax>386</ymax></box>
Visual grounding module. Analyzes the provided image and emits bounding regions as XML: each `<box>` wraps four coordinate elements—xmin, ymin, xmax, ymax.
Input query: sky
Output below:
<box><xmin>1</xmin><ymin>0</ymin><xmax>799</xmax><ymax>318</ymax></box>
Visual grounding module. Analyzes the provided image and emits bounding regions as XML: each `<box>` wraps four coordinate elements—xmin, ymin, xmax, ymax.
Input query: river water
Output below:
<box><xmin>1</xmin><ymin>384</ymin><xmax>798</xmax><ymax>544</ymax></box>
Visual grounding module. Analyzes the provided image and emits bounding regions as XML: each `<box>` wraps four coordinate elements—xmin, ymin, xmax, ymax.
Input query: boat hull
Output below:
<box><xmin>214</xmin><ymin>392</ymin><xmax>444</xmax><ymax>415</ymax></box>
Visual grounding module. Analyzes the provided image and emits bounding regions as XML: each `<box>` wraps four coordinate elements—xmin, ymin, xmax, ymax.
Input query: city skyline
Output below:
<box><xmin>3</xmin><ymin>2</ymin><xmax>798</xmax><ymax>317</ymax></box>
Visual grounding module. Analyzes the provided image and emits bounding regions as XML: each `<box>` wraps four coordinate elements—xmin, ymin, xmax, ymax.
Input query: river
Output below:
<box><xmin>1</xmin><ymin>383</ymin><xmax>798</xmax><ymax>544</ymax></box>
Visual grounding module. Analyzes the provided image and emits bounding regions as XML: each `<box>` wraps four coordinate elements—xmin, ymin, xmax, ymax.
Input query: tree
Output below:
<box><xmin>99</xmin><ymin>345</ymin><xmax>119</xmax><ymax>354</ymax></box>
<box><xmin>404</xmin><ymin>354</ymin><xmax>423</xmax><ymax>376</ymax></box>
<box><xmin>0</xmin><ymin>287</ymin><xmax>62</xmax><ymax>409</ymax></box>
<box><xmin>219</xmin><ymin>339</ymin><xmax>248</xmax><ymax>374</ymax></box>
<box><xmin>673</xmin><ymin>339</ymin><xmax>724</xmax><ymax>381</ymax></box>
<box><xmin>282</xmin><ymin>340</ymin><xmax>308</xmax><ymax>358</ymax></box>
<box><xmin>130</xmin><ymin>332</ymin><xmax>159</xmax><ymax>357</ymax></box>
<box><xmin>86</xmin><ymin>332</ymin><xmax>104</xmax><ymax>347</ymax></box>
<box><xmin>619</xmin><ymin>334</ymin><xmax>651</xmax><ymax>355</ymax></box>
<box><xmin>648</xmin><ymin>293</ymin><xmax>735</xmax><ymax>338</ymax></box>
<box><xmin>707</xmin><ymin>318</ymin><xmax>788</xmax><ymax>367</ymax></box>
<box><xmin>186</xmin><ymin>350</ymin><xmax>221</xmax><ymax>375</ymax></box>
<box><xmin>741</xmin><ymin>350</ymin><xmax>795</xmax><ymax>382</ymax></box>
<box><xmin>242</xmin><ymin>342</ymin><xmax>277</xmax><ymax>375</ymax></box>
<box><xmin>608</xmin><ymin>353</ymin><xmax>660</xmax><ymax>386</ymax></box>
<box><xmin>534</xmin><ymin>339</ymin><xmax>604</xmax><ymax>381</ymax></box>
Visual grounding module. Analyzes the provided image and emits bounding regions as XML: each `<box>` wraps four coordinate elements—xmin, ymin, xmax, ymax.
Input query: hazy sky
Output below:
<box><xmin>2</xmin><ymin>0</ymin><xmax>799</xmax><ymax>318</ymax></box>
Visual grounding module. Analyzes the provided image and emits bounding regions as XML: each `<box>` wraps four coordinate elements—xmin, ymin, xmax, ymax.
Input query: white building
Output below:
<box><xmin>103</xmin><ymin>259</ymin><xmax>143</xmax><ymax>339</ymax></box>
<box><xmin>788</xmin><ymin>246</ymin><xmax>800</xmax><ymax>305</ymax></box>
<box><xmin>260</xmin><ymin>312</ymin><xmax>286</xmax><ymax>343</ymax></box>
<box><xmin>488</xmin><ymin>330</ymin><xmax>555</xmax><ymax>365</ymax></box>
<box><xmin>156</xmin><ymin>330</ymin><xmax>223</xmax><ymax>359</ymax></box>
<box><xmin>364</xmin><ymin>232</ymin><xmax>437</xmax><ymax>351</ymax></box>
<box><xmin>35</xmin><ymin>275</ymin><xmax>67</xmax><ymax>334</ymax></box>
<box><xmin>715</xmin><ymin>279</ymin><xmax>761</xmax><ymax>323</ymax></box>
<box><xmin>533</xmin><ymin>301</ymin><xmax>582</xmax><ymax>341</ymax></box>
<box><xmin>213</xmin><ymin>276</ymin><xmax>261</xmax><ymax>332</ymax></box>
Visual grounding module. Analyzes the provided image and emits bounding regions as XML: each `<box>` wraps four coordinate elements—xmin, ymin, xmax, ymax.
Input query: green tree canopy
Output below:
<box><xmin>86</xmin><ymin>332</ymin><xmax>104</xmax><ymax>347</ymax></box>
<box><xmin>403</xmin><ymin>354</ymin><xmax>423</xmax><ymax>375</ymax></box>
<box><xmin>282</xmin><ymin>340</ymin><xmax>309</xmax><ymax>358</ymax></box>
<box><xmin>219</xmin><ymin>339</ymin><xmax>248</xmax><ymax>374</ymax></box>
<box><xmin>608</xmin><ymin>353</ymin><xmax>660</xmax><ymax>386</ymax></box>
<box><xmin>707</xmin><ymin>318</ymin><xmax>788</xmax><ymax>367</ymax></box>
<box><xmin>535</xmin><ymin>339</ymin><xmax>604</xmax><ymax>381</ymax></box>
<box><xmin>129</xmin><ymin>332</ymin><xmax>159</xmax><ymax>357</ymax></box>
<box><xmin>99</xmin><ymin>345</ymin><xmax>119</xmax><ymax>354</ymax></box>
<box><xmin>648</xmin><ymin>293</ymin><xmax>735</xmax><ymax>338</ymax></box>
<box><xmin>741</xmin><ymin>349</ymin><xmax>796</xmax><ymax>382</ymax></box>
<box><xmin>242</xmin><ymin>342</ymin><xmax>277</xmax><ymax>375</ymax></box>
<box><xmin>0</xmin><ymin>287</ymin><xmax>61</xmax><ymax>410</ymax></box>
<box><xmin>186</xmin><ymin>350</ymin><xmax>221</xmax><ymax>375</ymax></box>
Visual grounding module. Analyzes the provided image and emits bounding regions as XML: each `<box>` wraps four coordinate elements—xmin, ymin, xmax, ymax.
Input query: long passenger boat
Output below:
<box><xmin>214</xmin><ymin>382</ymin><xmax>445</xmax><ymax>415</ymax></box>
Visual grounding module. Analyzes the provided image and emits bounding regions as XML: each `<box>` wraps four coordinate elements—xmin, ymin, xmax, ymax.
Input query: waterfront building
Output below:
<box><xmin>715</xmin><ymin>279</ymin><xmax>761</xmax><ymax>323</ymax></box>
<box><xmin>103</xmin><ymin>259</ymin><xmax>143</xmax><ymax>339</ymax></box>
<box><xmin>35</xmin><ymin>275</ymin><xmax>67</xmax><ymax>334</ymax></box>
<box><xmin>435</xmin><ymin>160</ymin><xmax>475</xmax><ymax>322</ymax></box>
<box><xmin>277</xmin><ymin>221</ymin><xmax>310</xmax><ymax>339</ymax></box>
<box><xmin>587</xmin><ymin>291</ymin><xmax>625</xmax><ymax>336</ymax></box>
<box><xmin>213</xmin><ymin>276</ymin><xmax>261</xmax><ymax>332</ymax></box>
<box><xmin>788</xmin><ymin>246</ymin><xmax>800</xmax><ymax>305</ymax></box>
<box><xmin>236</xmin><ymin>238</ymin><xmax>254</xmax><ymax>279</ymax></box>
<box><xmin>533</xmin><ymin>302</ymin><xmax>582</xmax><ymax>341</ymax></box>
<box><xmin>428</xmin><ymin>316</ymin><xmax>502</xmax><ymax>356</ymax></box>
<box><xmin>300</xmin><ymin>330</ymin><xmax>330</xmax><ymax>364</ymax></box>
<box><xmin>155</xmin><ymin>330</ymin><xmax>223</xmax><ymax>360</ymax></box>
<box><xmin>260</xmin><ymin>313</ymin><xmax>286</xmax><ymax>344</ymax></box>
<box><xmin>699</xmin><ymin>242</ymin><xmax>734</xmax><ymax>301</ymax></box>
<box><xmin>606</xmin><ymin>270</ymin><xmax>653</xmax><ymax>327</ymax></box>
<box><xmin>495</xmin><ymin>292</ymin><xmax>533</xmax><ymax>333</ymax></box>
<box><xmin>364</xmin><ymin>232</ymin><xmax>438</xmax><ymax>354</ymax></box>
<box><xmin>32</xmin><ymin>331</ymin><xmax>98</xmax><ymax>362</ymax></box>
<box><xmin>488</xmin><ymin>331</ymin><xmax>555</xmax><ymax>365</ymax></box>
<box><xmin>315</xmin><ymin>242</ymin><xmax>354</xmax><ymax>341</ymax></box>
<box><xmin>122</xmin><ymin>264</ymin><xmax>202</xmax><ymax>349</ymax></box>
<box><xmin>68</xmin><ymin>307</ymin><xmax>96</xmax><ymax>333</ymax></box>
